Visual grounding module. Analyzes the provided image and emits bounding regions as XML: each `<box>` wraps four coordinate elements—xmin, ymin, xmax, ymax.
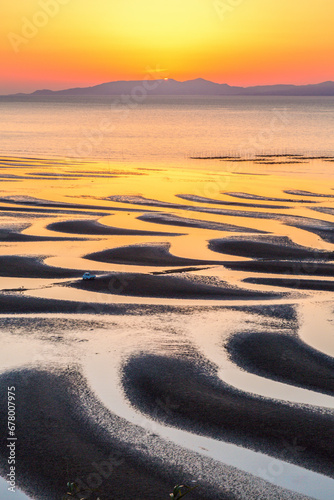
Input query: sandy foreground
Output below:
<box><xmin>0</xmin><ymin>156</ymin><xmax>334</xmax><ymax>499</ymax></box>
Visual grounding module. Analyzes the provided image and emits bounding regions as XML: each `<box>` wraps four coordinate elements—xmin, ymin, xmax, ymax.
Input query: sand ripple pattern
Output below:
<box><xmin>1</xmin><ymin>157</ymin><xmax>334</xmax><ymax>499</ymax></box>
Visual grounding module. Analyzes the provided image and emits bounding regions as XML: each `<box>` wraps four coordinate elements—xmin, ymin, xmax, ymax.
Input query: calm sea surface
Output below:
<box><xmin>1</xmin><ymin>96</ymin><xmax>334</xmax><ymax>163</ymax></box>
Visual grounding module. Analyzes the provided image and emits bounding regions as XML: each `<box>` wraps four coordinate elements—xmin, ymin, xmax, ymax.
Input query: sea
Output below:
<box><xmin>1</xmin><ymin>95</ymin><xmax>334</xmax><ymax>162</ymax></box>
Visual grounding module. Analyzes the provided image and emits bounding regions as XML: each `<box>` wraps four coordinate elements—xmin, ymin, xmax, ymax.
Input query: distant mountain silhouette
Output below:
<box><xmin>7</xmin><ymin>79</ymin><xmax>334</xmax><ymax>97</ymax></box>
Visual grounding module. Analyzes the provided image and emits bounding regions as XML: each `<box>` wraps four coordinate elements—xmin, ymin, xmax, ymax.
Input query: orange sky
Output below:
<box><xmin>1</xmin><ymin>0</ymin><xmax>333</xmax><ymax>93</ymax></box>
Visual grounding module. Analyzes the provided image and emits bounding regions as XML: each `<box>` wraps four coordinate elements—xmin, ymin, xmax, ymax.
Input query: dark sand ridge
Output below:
<box><xmin>106</xmin><ymin>194</ymin><xmax>191</xmax><ymax>209</ymax></box>
<box><xmin>256</xmin><ymin>155</ymin><xmax>334</xmax><ymax>160</ymax></box>
<box><xmin>209</xmin><ymin>236</ymin><xmax>334</xmax><ymax>260</ymax></box>
<box><xmin>255</xmin><ymin>155</ymin><xmax>304</xmax><ymax>157</ymax></box>
<box><xmin>0</xmin><ymin>316</ymin><xmax>110</xmax><ymax>335</ymax></box>
<box><xmin>139</xmin><ymin>211</ymin><xmax>334</xmax><ymax>246</ymax></box>
<box><xmin>0</xmin><ymin>157</ymin><xmax>95</xmax><ymax>169</ymax></box>
<box><xmin>308</xmin><ymin>209</ymin><xmax>334</xmax><ymax>241</ymax></box>
<box><xmin>176</xmin><ymin>194</ymin><xmax>290</xmax><ymax>209</ymax></box>
<box><xmin>137</xmin><ymin>213</ymin><xmax>266</xmax><ymax>233</ymax></box>
<box><xmin>84</xmin><ymin>243</ymin><xmax>224</xmax><ymax>266</ymax></box>
<box><xmin>191</xmin><ymin>154</ymin><xmax>304</xmax><ymax>159</ymax></box>
<box><xmin>190</xmin><ymin>156</ymin><xmax>242</xmax><ymax>159</ymax></box>
<box><xmin>0</xmin><ymin>228</ymin><xmax>87</xmax><ymax>242</ymax></box>
<box><xmin>233</xmin><ymin>303</ymin><xmax>298</xmax><ymax>321</ymax></box>
<box><xmin>226</xmin><ymin>332</ymin><xmax>334</xmax><ymax>396</ymax></box>
<box><xmin>0</xmin><ymin>293</ymin><xmax>277</xmax><ymax>315</ymax></box>
<box><xmin>0</xmin><ymin>291</ymin><xmax>295</xmax><ymax>318</ymax></box>
<box><xmin>241</xmin><ymin>160</ymin><xmax>306</xmax><ymax>164</ymax></box>
<box><xmin>0</xmin><ymin>173</ymin><xmax>43</xmax><ymax>180</ymax></box>
<box><xmin>0</xmin><ymin>293</ymin><xmax>168</xmax><ymax>314</ymax></box>
<box><xmin>28</xmin><ymin>172</ymin><xmax>117</xmax><ymax>178</ymax></box>
<box><xmin>0</xmin><ymin>212</ymin><xmax>62</xmax><ymax>220</ymax></box>
<box><xmin>237</xmin><ymin>172</ymin><xmax>269</xmax><ymax>176</ymax></box>
<box><xmin>122</xmin><ymin>354</ymin><xmax>334</xmax><ymax>477</ymax></box>
<box><xmin>225</xmin><ymin>192</ymin><xmax>318</xmax><ymax>203</ymax></box>
<box><xmin>104</xmin><ymin>194</ymin><xmax>334</xmax><ymax>242</ymax></box>
<box><xmin>0</xmin><ymin>173</ymin><xmax>115</xmax><ymax>181</ymax></box>
<box><xmin>285</xmin><ymin>190</ymin><xmax>334</xmax><ymax>198</ymax></box>
<box><xmin>68</xmin><ymin>169</ymin><xmax>148</xmax><ymax>175</ymax></box>
<box><xmin>254</xmin><ymin>161</ymin><xmax>307</xmax><ymax>165</ymax></box>
<box><xmin>244</xmin><ymin>277</ymin><xmax>334</xmax><ymax>292</ymax></box>
<box><xmin>0</xmin><ymin>159</ymin><xmax>78</xmax><ymax>168</ymax></box>
<box><xmin>66</xmin><ymin>272</ymin><xmax>280</xmax><ymax>300</ymax></box>
<box><xmin>0</xmin><ymin>176</ymin><xmax>78</xmax><ymax>181</ymax></box>
<box><xmin>0</xmin><ymin>195</ymin><xmax>152</xmax><ymax>212</ymax></box>
<box><xmin>191</xmin><ymin>155</ymin><xmax>334</xmax><ymax>161</ymax></box>
<box><xmin>222</xmin><ymin>259</ymin><xmax>334</xmax><ymax>277</ymax></box>
<box><xmin>47</xmin><ymin>219</ymin><xmax>182</xmax><ymax>236</ymax></box>
<box><xmin>0</xmin><ymin>368</ymin><xmax>306</xmax><ymax>500</ymax></box>
<box><xmin>0</xmin><ymin>205</ymin><xmax>110</xmax><ymax>216</ymax></box>
<box><xmin>0</xmin><ymin>155</ymin><xmax>87</xmax><ymax>163</ymax></box>
<box><xmin>197</xmin><ymin>212</ymin><xmax>334</xmax><ymax>246</ymax></box>
<box><xmin>0</xmin><ymin>256</ymin><xmax>95</xmax><ymax>279</ymax></box>
<box><xmin>108</xmin><ymin>194</ymin><xmax>291</xmax><ymax>210</ymax></box>
<box><xmin>312</xmin><ymin>207</ymin><xmax>334</xmax><ymax>215</ymax></box>
<box><xmin>191</xmin><ymin>156</ymin><xmax>329</xmax><ymax>164</ymax></box>
<box><xmin>0</xmin><ymin>166</ymin><xmax>50</xmax><ymax>170</ymax></box>
<box><xmin>24</xmin><ymin>173</ymin><xmax>146</xmax><ymax>179</ymax></box>
<box><xmin>0</xmin><ymin>165</ymin><xmax>87</xmax><ymax>170</ymax></box>
<box><xmin>232</xmin><ymin>159</ymin><xmax>289</xmax><ymax>163</ymax></box>
<box><xmin>195</xmin><ymin>211</ymin><xmax>334</xmax><ymax>242</ymax></box>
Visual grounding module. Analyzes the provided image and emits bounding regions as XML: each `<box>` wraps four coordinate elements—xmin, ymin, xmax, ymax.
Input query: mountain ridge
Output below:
<box><xmin>5</xmin><ymin>78</ymin><xmax>334</xmax><ymax>97</ymax></box>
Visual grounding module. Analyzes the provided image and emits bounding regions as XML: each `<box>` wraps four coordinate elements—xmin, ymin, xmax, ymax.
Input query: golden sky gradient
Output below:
<box><xmin>1</xmin><ymin>0</ymin><xmax>333</xmax><ymax>93</ymax></box>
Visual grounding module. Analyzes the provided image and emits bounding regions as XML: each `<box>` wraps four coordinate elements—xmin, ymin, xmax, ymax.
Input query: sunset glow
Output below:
<box><xmin>1</xmin><ymin>0</ymin><xmax>333</xmax><ymax>93</ymax></box>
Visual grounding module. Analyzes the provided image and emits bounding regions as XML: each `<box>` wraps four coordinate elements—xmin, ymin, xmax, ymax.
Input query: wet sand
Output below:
<box><xmin>1</xmin><ymin>156</ymin><xmax>334</xmax><ymax>499</ymax></box>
